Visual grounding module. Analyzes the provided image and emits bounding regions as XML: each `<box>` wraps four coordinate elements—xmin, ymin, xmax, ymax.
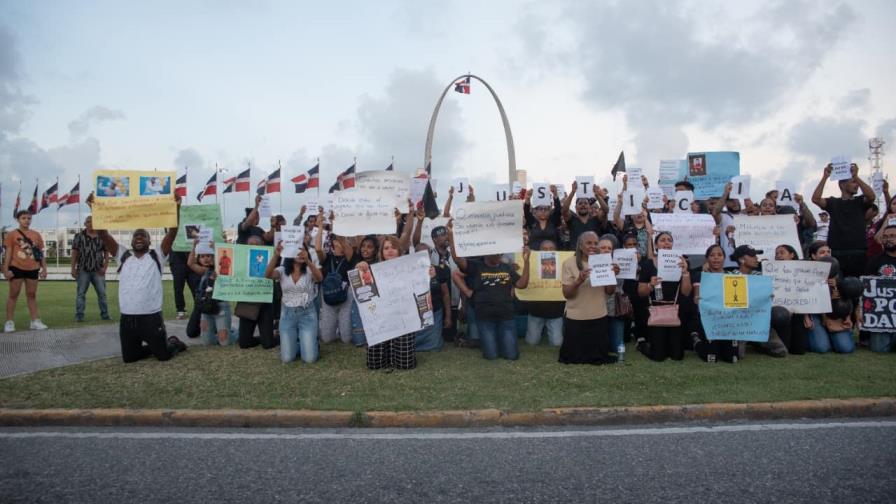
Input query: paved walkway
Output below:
<box><xmin>0</xmin><ymin>320</ymin><xmax>195</xmax><ymax>378</ymax></box>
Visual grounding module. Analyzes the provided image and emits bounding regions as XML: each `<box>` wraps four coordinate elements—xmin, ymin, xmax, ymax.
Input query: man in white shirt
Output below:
<box><xmin>89</xmin><ymin>193</ymin><xmax>187</xmax><ymax>363</ymax></box>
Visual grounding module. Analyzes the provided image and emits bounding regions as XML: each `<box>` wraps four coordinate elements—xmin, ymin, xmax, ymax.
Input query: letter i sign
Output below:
<box><xmin>723</xmin><ymin>275</ymin><xmax>749</xmax><ymax>309</ymax></box>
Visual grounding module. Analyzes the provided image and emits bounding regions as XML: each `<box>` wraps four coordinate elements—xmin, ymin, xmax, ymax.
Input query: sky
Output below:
<box><xmin>1</xmin><ymin>0</ymin><xmax>894</xmax><ymax>229</ymax></box>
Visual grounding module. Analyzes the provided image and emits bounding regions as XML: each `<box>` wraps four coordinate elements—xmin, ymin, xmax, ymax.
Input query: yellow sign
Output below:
<box><xmin>723</xmin><ymin>274</ymin><xmax>749</xmax><ymax>309</ymax></box>
<box><xmin>513</xmin><ymin>251</ymin><xmax>574</xmax><ymax>301</ymax></box>
<box><xmin>92</xmin><ymin>170</ymin><xmax>177</xmax><ymax>229</ymax></box>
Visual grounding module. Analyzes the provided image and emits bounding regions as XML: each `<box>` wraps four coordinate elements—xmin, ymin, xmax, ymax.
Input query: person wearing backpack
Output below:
<box><xmin>2</xmin><ymin>210</ymin><xmax>48</xmax><ymax>332</ymax></box>
<box><xmin>88</xmin><ymin>193</ymin><xmax>188</xmax><ymax>363</ymax></box>
<box><xmin>266</xmin><ymin>240</ymin><xmax>322</xmax><ymax>363</ymax></box>
<box><xmin>186</xmin><ymin>239</ymin><xmax>235</xmax><ymax>346</ymax></box>
<box><xmin>314</xmin><ymin>214</ymin><xmax>354</xmax><ymax>344</ymax></box>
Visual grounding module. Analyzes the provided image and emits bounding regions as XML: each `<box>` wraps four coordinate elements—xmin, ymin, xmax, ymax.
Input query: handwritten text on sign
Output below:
<box><xmin>349</xmin><ymin>251</ymin><xmax>432</xmax><ymax>346</ymax></box>
<box><xmin>355</xmin><ymin>170</ymin><xmax>410</xmax><ymax>208</ymax></box>
<box><xmin>332</xmin><ymin>190</ymin><xmax>397</xmax><ymax>236</ymax></box>
<box><xmin>762</xmin><ymin>260</ymin><xmax>831</xmax><ymax>314</ymax></box>
<box><xmin>451</xmin><ymin>201</ymin><xmax>523</xmax><ymax>257</ymax></box>
<box><xmin>698</xmin><ymin>273</ymin><xmax>772</xmax><ymax>342</ymax></box>
<box><xmin>733</xmin><ymin>215</ymin><xmax>803</xmax><ymax>260</ymax></box>
<box><xmin>651</xmin><ymin>213</ymin><xmax>717</xmax><ymax>255</ymax></box>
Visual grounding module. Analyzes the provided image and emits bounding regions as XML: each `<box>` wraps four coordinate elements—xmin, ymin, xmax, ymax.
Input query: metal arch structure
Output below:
<box><xmin>424</xmin><ymin>74</ymin><xmax>516</xmax><ymax>186</ymax></box>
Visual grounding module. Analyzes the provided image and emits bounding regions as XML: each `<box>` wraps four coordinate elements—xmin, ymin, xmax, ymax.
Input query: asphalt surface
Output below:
<box><xmin>1</xmin><ymin>419</ymin><xmax>894</xmax><ymax>503</ymax></box>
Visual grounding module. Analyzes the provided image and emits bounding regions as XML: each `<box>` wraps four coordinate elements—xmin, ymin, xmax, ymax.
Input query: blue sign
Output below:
<box><xmin>679</xmin><ymin>151</ymin><xmax>740</xmax><ymax>199</ymax></box>
<box><xmin>698</xmin><ymin>273</ymin><xmax>772</xmax><ymax>342</ymax></box>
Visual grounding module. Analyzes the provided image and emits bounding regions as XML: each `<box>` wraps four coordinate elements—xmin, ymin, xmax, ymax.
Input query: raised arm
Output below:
<box><xmin>561</xmin><ymin>181</ymin><xmax>576</xmax><ymax>222</ymax></box>
<box><xmin>264</xmin><ymin>242</ymin><xmax>283</xmax><ymax>280</ymax></box>
<box><xmin>447</xmin><ymin>220</ymin><xmax>467</xmax><ymax>272</ymax></box>
<box><xmin>514</xmin><ymin>247</ymin><xmax>531</xmax><ymax>289</ymax></box>
<box><xmin>853</xmin><ymin>163</ymin><xmax>876</xmax><ymax>204</ymax></box>
<box><xmin>86</xmin><ymin>193</ymin><xmax>120</xmax><ymax>258</ymax></box>
<box><xmin>811</xmin><ymin>164</ymin><xmax>831</xmax><ymax>209</ymax></box>
<box><xmin>186</xmin><ymin>240</ymin><xmax>207</xmax><ymax>276</ymax></box>
<box><xmin>241</xmin><ymin>194</ymin><xmax>262</xmax><ymax>231</ymax></box>
<box><xmin>412</xmin><ymin>207</ymin><xmax>425</xmax><ymax>248</ymax></box>
<box><xmin>713</xmin><ymin>182</ymin><xmax>731</xmax><ymax>224</ymax></box>
<box><xmin>442</xmin><ymin>186</ymin><xmax>454</xmax><ymax>217</ymax></box>
<box><xmin>313</xmin><ymin>213</ymin><xmax>325</xmax><ymax>263</ymax></box>
<box><xmin>398</xmin><ymin>201</ymin><xmax>414</xmax><ymax>254</ymax></box>
<box><xmin>160</xmin><ymin>196</ymin><xmax>181</xmax><ymax>257</ymax></box>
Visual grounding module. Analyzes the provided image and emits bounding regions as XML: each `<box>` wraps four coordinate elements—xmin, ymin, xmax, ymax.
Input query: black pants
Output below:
<box><xmin>185</xmin><ymin>302</ymin><xmax>202</xmax><ymax>339</ymax></box>
<box><xmin>559</xmin><ymin>316</ymin><xmax>614</xmax><ymax>365</ymax></box>
<box><xmin>120</xmin><ymin>312</ymin><xmax>179</xmax><ymax>363</ymax></box>
<box><xmin>642</xmin><ymin>325</ymin><xmax>685</xmax><ymax>361</ymax></box>
<box><xmin>441</xmin><ymin>307</ymin><xmax>459</xmax><ymax>342</ymax></box>
<box><xmin>238</xmin><ymin>303</ymin><xmax>276</xmax><ymax>349</ymax></box>
<box><xmin>367</xmin><ymin>333</ymin><xmax>416</xmax><ymax>370</ymax></box>
<box><xmin>170</xmin><ymin>255</ymin><xmax>200</xmax><ymax>313</ymax></box>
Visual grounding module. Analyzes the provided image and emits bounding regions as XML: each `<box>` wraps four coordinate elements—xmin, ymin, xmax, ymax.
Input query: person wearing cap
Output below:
<box><xmin>524</xmin><ymin>186</ymin><xmax>563</xmax><ymax>251</ymax></box>
<box><xmin>730</xmin><ymin>244</ymin><xmax>789</xmax><ymax>358</ymax></box>
<box><xmin>561</xmin><ymin>180</ymin><xmax>612</xmax><ymax>251</ymax></box>
<box><xmin>811</xmin><ymin>162</ymin><xmax>876</xmax><ymax>278</ymax></box>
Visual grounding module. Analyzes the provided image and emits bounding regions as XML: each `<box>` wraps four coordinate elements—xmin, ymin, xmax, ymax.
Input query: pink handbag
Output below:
<box><xmin>647</xmin><ymin>285</ymin><xmax>681</xmax><ymax>327</ymax></box>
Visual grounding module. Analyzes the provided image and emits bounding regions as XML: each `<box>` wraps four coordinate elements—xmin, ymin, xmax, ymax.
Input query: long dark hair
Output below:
<box><xmin>359</xmin><ymin>234</ymin><xmax>380</xmax><ymax>264</ymax></box>
<box><xmin>282</xmin><ymin>246</ymin><xmax>309</xmax><ymax>276</ymax></box>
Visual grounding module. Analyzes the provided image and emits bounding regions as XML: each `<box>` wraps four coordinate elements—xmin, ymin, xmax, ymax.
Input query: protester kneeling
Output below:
<box><xmin>266</xmin><ymin>242</ymin><xmax>322</xmax><ymax>363</ymax></box>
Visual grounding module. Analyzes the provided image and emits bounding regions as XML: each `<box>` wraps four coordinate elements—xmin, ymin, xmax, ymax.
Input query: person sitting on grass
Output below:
<box><xmin>87</xmin><ymin>193</ymin><xmax>188</xmax><ymax>363</ymax></box>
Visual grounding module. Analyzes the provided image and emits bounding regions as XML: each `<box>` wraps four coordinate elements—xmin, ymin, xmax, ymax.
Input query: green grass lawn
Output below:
<box><xmin>0</xmin><ymin>280</ymin><xmax>190</xmax><ymax>329</ymax></box>
<box><xmin>0</xmin><ymin>340</ymin><xmax>893</xmax><ymax>412</ymax></box>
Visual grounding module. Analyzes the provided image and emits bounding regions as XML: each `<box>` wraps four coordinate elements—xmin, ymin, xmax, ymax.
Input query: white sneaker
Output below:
<box><xmin>3</xmin><ymin>321</ymin><xmax>13</xmax><ymax>333</ymax></box>
<box><xmin>176</xmin><ymin>311</ymin><xmax>186</xmax><ymax>320</ymax></box>
<box><xmin>29</xmin><ymin>319</ymin><xmax>48</xmax><ymax>330</ymax></box>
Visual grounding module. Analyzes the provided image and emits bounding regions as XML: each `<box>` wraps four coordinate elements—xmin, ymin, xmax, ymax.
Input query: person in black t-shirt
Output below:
<box><xmin>811</xmin><ymin>162</ymin><xmax>876</xmax><ymax>277</ymax></box>
<box><xmin>864</xmin><ymin>225</ymin><xmax>896</xmax><ymax>352</ymax></box>
<box><xmin>561</xmin><ymin>180</ymin><xmax>611</xmax><ymax>251</ymax></box>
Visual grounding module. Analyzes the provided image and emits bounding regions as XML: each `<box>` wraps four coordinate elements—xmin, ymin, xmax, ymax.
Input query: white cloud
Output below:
<box><xmin>67</xmin><ymin>105</ymin><xmax>125</xmax><ymax>139</ymax></box>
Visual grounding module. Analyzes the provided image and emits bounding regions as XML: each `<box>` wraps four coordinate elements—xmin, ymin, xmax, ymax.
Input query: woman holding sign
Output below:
<box><xmin>186</xmin><ymin>239</ymin><xmax>235</xmax><ymax>346</ymax></box>
<box><xmin>636</xmin><ymin>231</ymin><xmax>691</xmax><ymax>361</ymax></box>
<box><xmin>559</xmin><ymin>232</ymin><xmax>617</xmax><ymax>364</ymax></box>
<box><xmin>266</xmin><ymin>242</ymin><xmax>322</xmax><ymax>363</ymax></box>
<box><xmin>689</xmin><ymin>244</ymin><xmax>740</xmax><ymax>363</ymax></box>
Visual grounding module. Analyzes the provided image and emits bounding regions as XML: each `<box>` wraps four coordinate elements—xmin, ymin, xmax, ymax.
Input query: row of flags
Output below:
<box><xmin>11</xmin><ymin>180</ymin><xmax>80</xmax><ymax>217</ymax></box>
<box><xmin>195</xmin><ymin>163</ymin><xmax>366</xmax><ymax>202</ymax></box>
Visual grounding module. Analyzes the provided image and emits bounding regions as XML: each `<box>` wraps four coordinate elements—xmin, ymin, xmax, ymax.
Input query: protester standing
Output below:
<box><xmin>3</xmin><ymin>210</ymin><xmax>48</xmax><ymax>332</ymax></box>
<box><xmin>70</xmin><ymin>216</ymin><xmax>111</xmax><ymax>322</ymax></box>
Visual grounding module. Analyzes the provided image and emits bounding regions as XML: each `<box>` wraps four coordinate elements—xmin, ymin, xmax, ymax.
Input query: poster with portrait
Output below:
<box><xmin>212</xmin><ymin>244</ymin><xmax>274</xmax><ymax>302</ymax></box>
<box><xmin>92</xmin><ymin>170</ymin><xmax>177</xmax><ymax>229</ymax></box>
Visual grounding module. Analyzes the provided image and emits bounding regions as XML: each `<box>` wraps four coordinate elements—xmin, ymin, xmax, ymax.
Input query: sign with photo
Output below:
<box><xmin>92</xmin><ymin>170</ymin><xmax>177</xmax><ymax>229</ymax></box>
<box><xmin>212</xmin><ymin>244</ymin><xmax>274</xmax><ymax>302</ymax></box>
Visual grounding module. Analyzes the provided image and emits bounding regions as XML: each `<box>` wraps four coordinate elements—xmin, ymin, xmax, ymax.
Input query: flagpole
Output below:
<box><xmin>247</xmin><ymin>161</ymin><xmax>252</xmax><ymax>209</ymax></box>
<box><xmin>316</xmin><ymin>157</ymin><xmax>320</xmax><ymax>200</ymax></box>
<box><xmin>278</xmin><ymin>160</ymin><xmax>283</xmax><ymax>214</ymax></box>
<box><xmin>213</xmin><ymin>163</ymin><xmax>218</xmax><ymax>203</ymax></box>
<box><xmin>55</xmin><ymin>177</ymin><xmax>59</xmax><ymax>270</ymax></box>
<box><xmin>77</xmin><ymin>174</ymin><xmax>81</xmax><ymax>227</ymax></box>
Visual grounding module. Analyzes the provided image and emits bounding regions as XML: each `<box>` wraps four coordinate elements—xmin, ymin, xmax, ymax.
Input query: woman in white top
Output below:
<box><xmin>265</xmin><ymin>242</ymin><xmax>322</xmax><ymax>363</ymax></box>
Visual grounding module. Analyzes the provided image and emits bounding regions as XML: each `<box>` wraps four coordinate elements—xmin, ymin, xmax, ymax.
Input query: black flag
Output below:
<box><xmin>422</xmin><ymin>179</ymin><xmax>440</xmax><ymax>219</ymax></box>
<box><xmin>611</xmin><ymin>151</ymin><xmax>626</xmax><ymax>181</ymax></box>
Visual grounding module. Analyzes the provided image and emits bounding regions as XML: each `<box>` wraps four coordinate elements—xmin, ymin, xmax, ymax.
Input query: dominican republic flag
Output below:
<box><xmin>12</xmin><ymin>188</ymin><xmax>20</xmax><ymax>217</ymax></box>
<box><xmin>197</xmin><ymin>173</ymin><xmax>217</xmax><ymax>201</ymax></box>
<box><xmin>174</xmin><ymin>172</ymin><xmax>187</xmax><ymax>198</ymax></box>
<box><xmin>233</xmin><ymin>168</ymin><xmax>251</xmax><ymax>192</ymax></box>
<box><xmin>39</xmin><ymin>182</ymin><xmax>58</xmax><ymax>212</ymax></box>
<box><xmin>58</xmin><ymin>181</ymin><xmax>80</xmax><ymax>207</ymax></box>
<box><xmin>306</xmin><ymin>164</ymin><xmax>320</xmax><ymax>189</ymax></box>
<box><xmin>329</xmin><ymin>164</ymin><xmax>356</xmax><ymax>193</ymax></box>
<box><xmin>222</xmin><ymin>176</ymin><xmax>236</xmax><ymax>194</ymax></box>
<box><xmin>256</xmin><ymin>178</ymin><xmax>267</xmax><ymax>195</ymax></box>
<box><xmin>27</xmin><ymin>185</ymin><xmax>39</xmax><ymax>214</ymax></box>
<box><xmin>291</xmin><ymin>173</ymin><xmax>308</xmax><ymax>193</ymax></box>
<box><xmin>264</xmin><ymin>168</ymin><xmax>281</xmax><ymax>193</ymax></box>
<box><xmin>454</xmin><ymin>76</ymin><xmax>470</xmax><ymax>94</ymax></box>
<box><xmin>385</xmin><ymin>163</ymin><xmax>394</xmax><ymax>171</ymax></box>
<box><xmin>337</xmin><ymin>164</ymin><xmax>355</xmax><ymax>190</ymax></box>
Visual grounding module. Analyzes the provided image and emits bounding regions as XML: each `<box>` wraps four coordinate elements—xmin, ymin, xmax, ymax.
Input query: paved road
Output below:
<box><xmin>1</xmin><ymin>419</ymin><xmax>894</xmax><ymax>503</ymax></box>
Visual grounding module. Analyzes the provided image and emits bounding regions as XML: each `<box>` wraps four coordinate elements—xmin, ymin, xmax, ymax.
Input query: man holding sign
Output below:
<box><xmin>812</xmin><ymin>162</ymin><xmax>876</xmax><ymax>278</ymax></box>
<box><xmin>88</xmin><ymin>193</ymin><xmax>188</xmax><ymax>363</ymax></box>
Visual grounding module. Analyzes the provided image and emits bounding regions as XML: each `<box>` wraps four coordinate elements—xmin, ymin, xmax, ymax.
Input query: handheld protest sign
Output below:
<box><xmin>622</xmin><ymin>189</ymin><xmax>645</xmax><ymax>216</ymax></box>
<box><xmin>92</xmin><ymin>170</ymin><xmax>177</xmax><ymax>229</ymax></box>
<box><xmin>531</xmin><ymin>183</ymin><xmax>552</xmax><ymax>207</ymax></box>
<box><xmin>699</xmin><ymin>273</ymin><xmax>773</xmax><ymax>342</ymax></box>
<box><xmin>646</xmin><ymin>187</ymin><xmax>664</xmax><ymax>210</ymax></box>
<box><xmin>588</xmin><ymin>253</ymin><xmax>616</xmax><ymax>287</ymax></box>
<box><xmin>657</xmin><ymin>249</ymin><xmax>683</xmax><ymax>282</ymax></box>
<box><xmin>452</xmin><ymin>177</ymin><xmax>469</xmax><ymax>195</ymax></box>
<box><xmin>173</xmin><ymin>204</ymin><xmax>224</xmax><ymax>252</ymax></box>
<box><xmin>830</xmin><ymin>156</ymin><xmax>851</xmax><ymax>181</ymax></box>
<box><xmin>658</xmin><ymin>160</ymin><xmax>681</xmax><ymax>197</ymax></box>
<box><xmin>575</xmin><ymin>176</ymin><xmax>593</xmax><ymax>198</ymax></box>
<box><xmin>612</xmin><ymin>248</ymin><xmax>638</xmax><ymax>280</ymax></box>
<box><xmin>679</xmin><ymin>152</ymin><xmax>740</xmax><ymax>199</ymax></box>
<box><xmin>775</xmin><ymin>181</ymin><xmax>798</xmax><ymax>210</ymax></box>
<box><xmin>673</xmin><ymin>191</ymin><xmax>694</xmax><ymax>214</ymax></box>
<box><xmin>626</xmin><ymin>166</ymin><xmax>643</xmax><ymax>183</ymax></box>
<box><xmin>730</xmin><ymin>175</ymin><xmax>750</xmax><ymax>200</ymax></box>
<box><xmin>212</xmin><ymin>244</ymin><xmax>274</xmax><ymax>302</ymax></box>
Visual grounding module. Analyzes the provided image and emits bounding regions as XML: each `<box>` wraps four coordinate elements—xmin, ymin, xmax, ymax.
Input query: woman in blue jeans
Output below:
<box><xmin>265</xmin><ymin>242</ymin><xmax>322</xmax><ymax>363</ymax></box>
<box><xmin>187</xmin><ymin>240</ymin><xmax>235</xmax><ymax>346</ymax></box>
<box><xmin>449</xmin><ymin>223</ymin><xmax>531</xmax><ymax>360</ymax></box>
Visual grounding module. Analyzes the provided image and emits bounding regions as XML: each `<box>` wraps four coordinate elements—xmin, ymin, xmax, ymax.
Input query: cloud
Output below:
<box><xmin>173</xmin><ymin>147</ymin><xmax>205</xmax><ymax>170</ymax></box>
<box><xmin>354</xmin><ymin>68</ymin><xmax>468</xmax><ymax>176</ymax></box>
<box><xmin>0</xmin><ymin>24</ymin><xmax>35</xmax><ymax>139</ymax></box>
<box><xmin>788</xmin><ymin>116</ymin><xmax>867</xmax><ymax>160</ymax></box>
<box><xmin>838</xmin><ymin>88</ymin><xmax>871</xmax><ymax>112</ymax></box>
<box><xmin>875</xmin><ymin>117</ymin><xmax>896</xmax><ymax>149</ymax></box>
<box><xmin>68</xmin><ymin>105</ymin><xmax>125</xmax><ymax>138</ymax></box>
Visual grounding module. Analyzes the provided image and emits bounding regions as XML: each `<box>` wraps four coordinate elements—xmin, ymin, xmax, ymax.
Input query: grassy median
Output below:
<box><xmin>0</xmin><ymin>341</ymin><xmax>893</xmax><ymax>411</ymax></box>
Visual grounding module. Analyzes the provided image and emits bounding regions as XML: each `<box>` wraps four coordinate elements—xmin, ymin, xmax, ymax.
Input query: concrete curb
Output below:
<box><xmin>1</xmin><ymin>398</ymin><xmax>894</xmax><ymax>428</ymax></box>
